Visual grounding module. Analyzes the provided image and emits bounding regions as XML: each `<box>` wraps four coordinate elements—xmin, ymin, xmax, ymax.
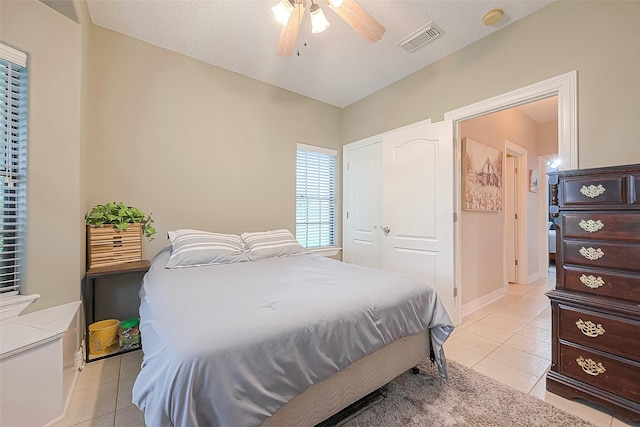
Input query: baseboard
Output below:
<box><xmin>527</xmin><ymin>271</ymin><xmax>541</xmax><ymax>284</ymax></box>
<box><xmin>461</xmin><ymin>287</ymin><xmax>506</xmax><ymax>318</ymax></box>
<box><xmin>44</xmin><ymin>342</ymin><xmax>83</xmax><ymax>427</ymax></box>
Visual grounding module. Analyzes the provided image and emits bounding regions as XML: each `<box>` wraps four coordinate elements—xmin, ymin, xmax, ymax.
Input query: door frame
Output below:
<box><xmin>504</xmin><ymin>140</ymin><xmax>528</xmax><ymax>287</ymax></box>
<box><xmin>444</xmin><ymin>71</ymin><xmax>578</xmax><ymax>325</ymax></box>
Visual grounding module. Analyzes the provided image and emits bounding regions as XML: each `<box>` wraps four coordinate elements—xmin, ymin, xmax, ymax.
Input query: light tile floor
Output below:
<box><xmin>57</xmin><ymin>267</ymin><xmax>638</xmax><ymax>427</ymax></box>
<box><xmin>54</xmin><ymin>350</ymin><xmax>145</xmax><ymax>427</ymax></box>
<box><xmin>446</xmin><ymin>268</ymin><xmax>638</xmax><ymax>427</ymax></box>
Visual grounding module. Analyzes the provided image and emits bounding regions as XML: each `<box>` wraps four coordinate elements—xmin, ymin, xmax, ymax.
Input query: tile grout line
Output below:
<box><xmin>113</xmin><ymin>355</ymin><xmax>123</xmax><ymax>427</ymax></box>
<box><xmin>462</xmin><ymin>287</ymin><xmax>553</xmax><ymax>391</ymax></box>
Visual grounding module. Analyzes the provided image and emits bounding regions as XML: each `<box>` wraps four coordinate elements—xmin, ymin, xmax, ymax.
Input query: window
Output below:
<box><xmin>1</xmin><ymin>44</ymin><xmax>28</xmax><ymax>295</ymax></box>
<box><xmin>296</xmin><ymin>143</ymin><xmax>336</xmax><ymax>249</ymax></box>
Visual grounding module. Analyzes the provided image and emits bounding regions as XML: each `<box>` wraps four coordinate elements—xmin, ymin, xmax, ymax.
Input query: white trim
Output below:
<box><xmin>310</xmin><ymin>246</ymin><xmax>342</xmax><ymax>257</ymax></box>
<box><xmin>0</xmin><ymin>43</ymin><xmax>27</xmax><ymax>67</ymax></box>
<box><xmin>445</xmin><ymin>71</ymin><xmax>578</xmax><ymax>325</ymax></box>
<box><xmin>297</xmin><ymin>143</ymin><xmax>337</xmax><ymax>156</ymax></box>
<box><xmin>445</xmin><ymin>71</ymin><xmax>577</xmax><ymax>170</ymax></box>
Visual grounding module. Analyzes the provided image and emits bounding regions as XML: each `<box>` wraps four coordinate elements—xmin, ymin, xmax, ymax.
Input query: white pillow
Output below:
<box><xmin>240</xmin><ymin>229</ymin><xmax>309</xmax><ymax>260</ymax></box>
<box><xmin>165</xmin><ymin>229</ymin><xmax>249</xmax><ymax>268</ymax></box>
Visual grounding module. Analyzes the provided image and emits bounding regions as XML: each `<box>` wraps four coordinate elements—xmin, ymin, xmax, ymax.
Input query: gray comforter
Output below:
<box><xmin>133</xmin><ymin>249</ymin><xmax>453</xmax><ymax>426</ymax></box>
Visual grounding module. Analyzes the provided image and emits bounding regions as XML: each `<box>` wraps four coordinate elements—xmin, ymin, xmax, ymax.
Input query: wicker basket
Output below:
<box><xmin>87</xmin><ymin>223</ymin><xmax>142</xmax><ymax>269</ymax></box>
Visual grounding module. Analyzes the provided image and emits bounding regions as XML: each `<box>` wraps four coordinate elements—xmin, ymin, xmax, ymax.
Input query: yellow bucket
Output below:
<box><xmin>89</xmin><ymin>319</ymin><xmax>119</xmax><ymax>356</ymax></box>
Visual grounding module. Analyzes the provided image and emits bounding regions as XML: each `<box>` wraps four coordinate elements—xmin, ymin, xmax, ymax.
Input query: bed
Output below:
<box><xmin>132</xmin><ymin>229</ymin><xmax>454</xmax><ymax>426</ymax></box>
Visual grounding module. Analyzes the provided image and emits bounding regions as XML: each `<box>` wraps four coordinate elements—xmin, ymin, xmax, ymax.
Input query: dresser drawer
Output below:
<box><xmin>558</xmin><ymin>305</ymin><xmax>640</xmax><ymax>362</ymax></box>
<box><xmin>562</xmin><ymin>175</ymin><xmax>625</xmax><ymax>206</ymax></box>
<box><xmin>558</xmin><ymin>342</ymin><xmax>640</xmax><ymax>403</ymax></box>
<box><xmin>563</xmin><ymin>266</ymin><xmax>640</xmax><ymax>302</ymax></box>
<box><xmin>563</xmin><ymin>240</ymin><xmax>640</xmax><ymax>271</ymax></box>
<box><xmin>562</xmin><ymin>212</ymin><xmax>640</xmax><ymax>242</ymax></box>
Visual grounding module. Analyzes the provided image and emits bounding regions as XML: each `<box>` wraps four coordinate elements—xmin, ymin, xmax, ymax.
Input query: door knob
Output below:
<box><xmin>382</xmin><ymin>226</ymin><xmax>390</xmax><ymax>235</ymax></box>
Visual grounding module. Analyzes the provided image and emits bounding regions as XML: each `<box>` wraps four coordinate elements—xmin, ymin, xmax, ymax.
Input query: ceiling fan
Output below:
<box><xmin>272</xmin><ymin>0</ymin><xmax>386</xmax><ymax>56</ymax></box>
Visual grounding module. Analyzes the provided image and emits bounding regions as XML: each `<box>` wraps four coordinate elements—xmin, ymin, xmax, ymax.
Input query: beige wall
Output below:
<box><xmin>539</xmin><ymin>120</ymin><xmax>559</xmax><ymax>157</ymax></box>
<box><xmin>343</xmin><ymin>1</ymin><xmax>638</xmax><ymax>307</ymax></box>
<box><xmin>86</xmin><ymin>25</ymin><xmax>343</xmax><ymax>258</ymax></box>
<box><xmin>1</xmin><ymin>0</ymin><xmax>84</xmax><ymax>312</ymax></box>
<box><xmin>4</xmin><ymin>0</ymin><xmax>638</xmax><ymax>313</ymax></box>
<box><xmin>3</xmin><ymin>1</ymin><xmax>341</xmax><ymax>312</ymax></box>
<box><xmin>343</xmin><ymin>1</ymin><xmax>640</xmax><ymax>169</ymax></box>
<box><xmin>460</xmin><ymin>109</ymin><xmax>547</xmax><ymax>304</ymax></box>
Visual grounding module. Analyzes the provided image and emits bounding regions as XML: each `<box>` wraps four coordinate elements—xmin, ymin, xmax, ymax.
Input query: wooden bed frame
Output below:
<box><xmin>262</xmin><ymin>331</ymin><xmax>430</xmax><ymax>426</ymax></box>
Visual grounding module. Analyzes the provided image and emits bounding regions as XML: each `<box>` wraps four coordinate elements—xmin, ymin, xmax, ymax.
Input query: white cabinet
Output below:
<box><xmin>0</xmin><ymin>301</ymin><xmax>81</xmax><ymax>427</ymax></box>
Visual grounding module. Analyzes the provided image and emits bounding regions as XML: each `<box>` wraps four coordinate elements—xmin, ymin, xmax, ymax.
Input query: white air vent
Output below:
<box><xmin>397</xmin><ymin>22</ymin><xmax>444</xmax><ymax>53</ymax></box>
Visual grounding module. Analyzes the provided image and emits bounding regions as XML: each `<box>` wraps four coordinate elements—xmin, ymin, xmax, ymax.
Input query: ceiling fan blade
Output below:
<box><xmin>328</xmin><ymin>0</ymin><xmax>386</xmax><ymax>43</ymax></box>
<box><xmin>276</xmin><ymin>2</ymin><xmax>305</xmax><ymax>56</ymax></box>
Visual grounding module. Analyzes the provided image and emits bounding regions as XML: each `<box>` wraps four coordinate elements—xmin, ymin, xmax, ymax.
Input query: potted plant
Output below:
<box><xmin>85</xmin><ymin>202</ymin><xmax>156</xmax><ymax>268</ymax></box>
<box><xmin>85</xmin><ymin>202</ymin><xmax>156</xmax><ymax>240</ymax></box>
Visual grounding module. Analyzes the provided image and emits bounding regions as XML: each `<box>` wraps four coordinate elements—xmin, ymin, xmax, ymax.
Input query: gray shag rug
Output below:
<box><xmin>339</xmin><ymin>359</ymin><xmax>597</xmax><ymax>427</ymax></box>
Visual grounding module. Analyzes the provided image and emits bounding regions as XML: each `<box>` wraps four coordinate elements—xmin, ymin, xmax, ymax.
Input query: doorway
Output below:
<box><xmin>445</xmin><ymin>71</ymin><xmax>577</xmax><ymax>324</ymax></box>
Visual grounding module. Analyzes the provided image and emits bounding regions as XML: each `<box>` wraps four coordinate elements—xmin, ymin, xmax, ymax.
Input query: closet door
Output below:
<box><xmin>382</xmin><ymin>120</ymin><xmax>455</xmax><ymax>319</ymax></box>
<box><xmin>343</xmin><ymin>137</ymin><xmax>383</xmax><ymax>269</ymax></box>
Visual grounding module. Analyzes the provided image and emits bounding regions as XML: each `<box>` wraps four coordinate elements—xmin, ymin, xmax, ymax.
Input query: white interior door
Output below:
<box><xmin>382</xmin><ymin>120</ymin><xmax>456</xmax><ymax>320</ymax></box>
<box><xmin>505</xmin><ymin>156</ymin><xmax>517</xmax><ymax>283</ymax></box>
<box><xmin>343</xmin><ymin>137</ymin><xmax>383</xmax><ymax>269</ymax></box>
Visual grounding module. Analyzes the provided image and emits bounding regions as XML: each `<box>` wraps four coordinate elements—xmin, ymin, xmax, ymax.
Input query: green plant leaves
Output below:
<box><xmin>85</xmin><ymin>201</ymin><xmax>156</xmax><ymax>241</ymax></box>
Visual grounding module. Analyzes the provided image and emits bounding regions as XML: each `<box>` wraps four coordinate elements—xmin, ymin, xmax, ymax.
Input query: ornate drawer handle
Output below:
<box><xmin>576</xmin><ymin>356</ymin><xmax>606</xmax><ymax>376</ymax></box>
<box><xmin>580</xmin><ymin>184</ymin><xmax>606</xmax><ymax>198</ymax></box>
<box><xmin>576</xmin><ymin>319</ymin><xmax>605</xmax><ymax>337</ymax></box>
<box><xmin>579</xmin><ymin>219</ymin><xmax>604</xmax><ymax>233</ymax></box>
<box><xmin>579</xmin><ymin>274</ymin><xmax>605</xmax><ymax>289</ymax></box>
<box><xmin>579</xmin><ymin>247</ymin><xmax>604</xmax><ymax>260</ymax></box>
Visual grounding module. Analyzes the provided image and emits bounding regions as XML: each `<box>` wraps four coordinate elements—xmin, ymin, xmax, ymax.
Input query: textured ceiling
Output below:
<box><xmin>86</xmin><ymin>0</ymin><xmax>554</xmax><ymax>108</ymax></box>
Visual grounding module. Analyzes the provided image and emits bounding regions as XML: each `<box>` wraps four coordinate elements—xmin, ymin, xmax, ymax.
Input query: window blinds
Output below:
<box><xmin>296</xmin><ymin>143</ymin><xmax>337</xmax><ymax>249</ymax></box>
<box><xmin>0</xmin><ymin>44</ymin><xmax>27</xmax><ymax>294</ymax></box>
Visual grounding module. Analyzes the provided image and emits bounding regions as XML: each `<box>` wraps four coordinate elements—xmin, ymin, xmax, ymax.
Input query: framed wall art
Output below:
<box><xmin>529</xmin><ymin>169</ymin><xmax>539</xmax><ymax>193</ymax></box>
<box><xmin>462</xmin><ymin>138</ymin><xmax>503</xmax><ymax>211</ymax></box>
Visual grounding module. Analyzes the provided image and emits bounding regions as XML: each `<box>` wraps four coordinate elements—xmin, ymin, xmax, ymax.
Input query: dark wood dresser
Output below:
<box><xmin>546</xmin><ymin>163</ymin><xmax>640</xmax><ymax>422</ymax></box>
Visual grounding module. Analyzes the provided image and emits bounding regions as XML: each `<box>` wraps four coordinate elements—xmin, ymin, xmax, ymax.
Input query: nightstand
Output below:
<box><xmin>81</xmin><ymin>260</ymin><xmax>150</xmax><ymax>362</ymax></box>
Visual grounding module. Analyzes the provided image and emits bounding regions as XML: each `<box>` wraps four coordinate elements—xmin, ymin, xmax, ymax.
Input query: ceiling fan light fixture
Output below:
<box><xmin>328</xmin><ymin>0</ymin><xmax>344</xmax><ymax>7</ymax></box>
<box><xmin>272</xmin><ymin>0</ymin><xmax>294</xmax><ymax>25</ymax></box>
<box><xmin>310</xmin><ymin>2</ymin><xmax>330</xmax><ymax>33</ymax></box>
